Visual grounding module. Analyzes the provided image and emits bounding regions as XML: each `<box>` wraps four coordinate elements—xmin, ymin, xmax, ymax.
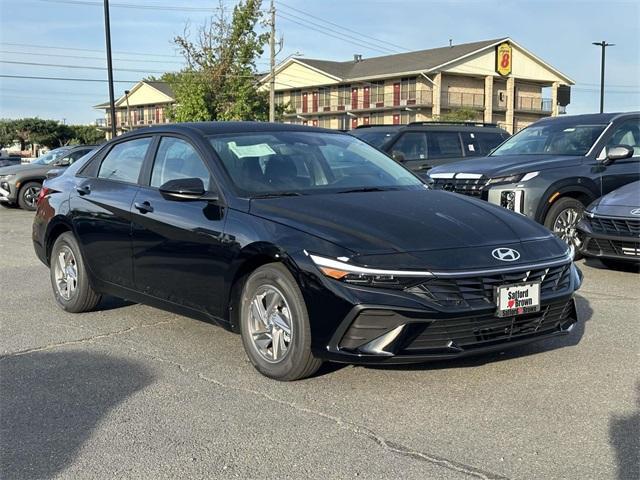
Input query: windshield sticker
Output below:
<box><xmin>228</xmin><ymin>141</ymin><xmax>276</xmax><ymax>158</ymax></box>
<box><xmin>563</xmin><ymin>128</ymin><xmax>576</xmax><ymax>132</ymax></box>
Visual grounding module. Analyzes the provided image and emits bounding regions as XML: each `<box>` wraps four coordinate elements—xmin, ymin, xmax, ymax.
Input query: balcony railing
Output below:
<box><xmin>515</xmin><ymin>97</ymin><xmax>553</xmax><ymax>113</ymax></box>
<box><xmin>441</xmin><ymin>92</ymin><xmax>485</xmax><ymax>109</ymax></box>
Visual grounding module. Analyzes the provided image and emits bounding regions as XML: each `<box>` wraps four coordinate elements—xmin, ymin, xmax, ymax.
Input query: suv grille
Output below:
<box><xmin>405</xmin><ymin>263</ymin><xmax>572</xmax><ymax>310</ymax></box>
<box><xmin>431</xmin><ymin>177</ymin><xmax>489</xmax><ymax>197</ymax></box>
<box><xmin>588</xmin><ymin>216</ymin><xmax>640</xmax><ymax>237</ymax></box>
<box><xmin>402</xmin><ymin>299</ymin><xmax>576</xmax><ymax>353</ymax></box>
<box><xmin>585</xmin><ymin>238</ymin><xmax>640</xmax><ymax>257</ymax></box>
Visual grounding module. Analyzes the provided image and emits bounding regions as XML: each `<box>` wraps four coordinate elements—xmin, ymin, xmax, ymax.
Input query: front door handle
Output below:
<box><xmin>76</xmin><ymin>184</ymin><xmax>91</xmax><ymax>195</ymax></box>
<box><xmin>134</xmin><ymin>201</ymin><xmax>154</xmax><ymax>214</ymax></box>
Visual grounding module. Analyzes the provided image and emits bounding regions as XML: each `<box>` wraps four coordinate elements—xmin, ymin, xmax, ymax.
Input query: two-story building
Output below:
<box><xmin>94</xmin><ymin>80</ymin><xmax>176</xmax><ymax>139</ymax></box>
<box><xmin>260</xmin><ymin>37</ymin><xmax>574</xmax><ymax>133</ymax></box>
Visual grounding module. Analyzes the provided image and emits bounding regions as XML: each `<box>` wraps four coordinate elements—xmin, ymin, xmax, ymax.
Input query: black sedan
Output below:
<box><xmin>578</xmin><ymin>180</ymin><xmax>640</xmax><ymax>268</ymax></box>
<box><xmin>33</xmin><ymin>122</ymin><xmax>582</xmax><ymax>380</ymax></box>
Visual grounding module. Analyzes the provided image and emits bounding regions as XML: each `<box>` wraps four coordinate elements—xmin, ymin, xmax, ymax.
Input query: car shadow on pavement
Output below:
<box><xmin>360</xmin><ymin>294</ymin><xmax>593</xmax><ymax>373</ymax></box>
<box><xmin>583</xmin><ymin>257</ymin><xmax>640</xmax><ymax>273</ymax></box>
<box><xmin>95</xmin><ymin>295</ymin><xmax>136</xmax><ymax>311</ymax></box>
<box><xmin>0</xmin><ymin>351</ymin><xmax>153</xmax><ymax>479</ymax></box>
<box><xmin>609</xmin><ymin>384</ymin><xmax>640</xmax><ymax>480</ymax></box>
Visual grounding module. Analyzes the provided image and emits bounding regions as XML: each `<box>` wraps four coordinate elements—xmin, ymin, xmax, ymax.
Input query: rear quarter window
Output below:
<box><xmin>462</xmin><ymin>132</ymin><xmax>507</xmax><ymax>156</ymax></box>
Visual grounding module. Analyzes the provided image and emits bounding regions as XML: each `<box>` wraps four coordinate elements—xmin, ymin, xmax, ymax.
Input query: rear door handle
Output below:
<box><xmin>134</xmin><ymin>201</ymin><xmax>154</xmax><ymax>214</ymax></box>
<box><xmin>76</xmin><ymin>184</ymin><xmax>91</xmax><ymax>195</ymax></box>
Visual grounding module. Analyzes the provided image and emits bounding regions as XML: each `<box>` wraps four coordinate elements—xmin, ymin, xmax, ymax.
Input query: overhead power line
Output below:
<box><xmin>0</xmin><ymin>41</ymin><xmax>181</xmax><ymax>59</ymax></box>
<box><xmin>35</xmin><ymin>0</ymin><xmax>225</xmax><ymax>12</ymax></box>
<box><xmin>0</xmin><ymin>59</ymin><xmax>168</xmax><ymax>74</ymax></box>
<box><xmin>0</xmin><ymin>49</ymin><xmax>185</xmax><ymax>65</ymax></box>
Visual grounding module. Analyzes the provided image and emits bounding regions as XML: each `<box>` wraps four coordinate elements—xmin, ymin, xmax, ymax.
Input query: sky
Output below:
<box><xmin>0</xmin><ymin>0</ymin><xmax>638</xmax><ymax>125</ymax></box>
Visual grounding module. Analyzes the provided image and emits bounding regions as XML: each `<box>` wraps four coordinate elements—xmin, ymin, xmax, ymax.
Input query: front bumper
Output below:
<box><xmin>0</xmin><ymin>180</ymin><xmax>17</xmax><ymax>203</ymax></box>
<box><xmin>303</xmin><ymin>255</ymin><xmax>582</xmax><ymax>363</ymax></box>
<box><xmin>578</xmin><ymin>216</ymin><xmax>640</xmax><ymax>262</ymax></box>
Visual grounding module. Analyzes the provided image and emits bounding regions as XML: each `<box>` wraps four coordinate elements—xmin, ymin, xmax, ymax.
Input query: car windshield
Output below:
<box><xmin>33</xmin><ymin>148</ymin><xmax>71</xmax><ymax>165</ymax></box>
<box><xmin>209</xmin><ymin>131</ymin><xmax>423</xmax><ymax>197</ymax></box>
<box><xmin>349</xmin><ymin>130</ymin><xmax>397</xmax><ymax>148</ymax></box>
<box><xmin>491</xmin><ymin>122</ymin><xmax>607</xmax><ymax>156</ymax></box>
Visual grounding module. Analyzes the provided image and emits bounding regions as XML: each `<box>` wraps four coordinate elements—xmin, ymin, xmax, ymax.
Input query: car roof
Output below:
<box><xmin>400</xmin><ymin>122</ymin><xmax>507</xmax><ymax>133</ymax></box>
<box><xmin>117</xmin><ymin>121</ymin><xmax>339</xmax><ymax>138</ymax></box>
<box><xmin>533</xmin><ymin>111</ymin><xmax>639</xmax><ymax>125</ymax></box>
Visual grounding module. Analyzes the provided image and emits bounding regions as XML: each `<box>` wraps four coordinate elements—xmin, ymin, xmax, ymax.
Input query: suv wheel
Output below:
<box><xmin>18</xmin><ymin>181</ymin><xmax>41</xmax><ymax>211</ymax></box>
<box><xmin>239</xmin><ymin>264</ymin><xmax>322</xmax><ymax>381</ymax></box>
<box><xmin>50</xmin><ymin>232</ymin><xmax>102</xmax><ymax>313</ymax></box>
<box><xmin>544</xmin><ymin>197</ymin><xmax>585</xmax><ymax>254</ymax></box>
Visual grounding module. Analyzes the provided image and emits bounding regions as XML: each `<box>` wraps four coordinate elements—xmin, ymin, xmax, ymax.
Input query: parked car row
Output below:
<box><xmin>0</xmin><ymin>145</ymin><xmax>97</xmax><ymax>210</ymax></box>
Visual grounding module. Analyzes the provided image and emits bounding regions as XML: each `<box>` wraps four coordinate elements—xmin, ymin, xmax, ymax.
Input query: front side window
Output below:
<box><xmin>606</xmin><ymin>118</ymin><xmax>640</xmax><ymax>157</ymax></box>
<box><xmin>151</xmin><ymin>137</ymin><xmax>211</xmax><ymax>189</ymax></box>
<box><xmin>98</xmin><ymin>137</ymin><xmax>151</xmax><ymax>183</ymax></box>
<box><xmin>390</xmin><ymin>132</ymin><xmax>428</xmax><ymax>160</ymax></box>
<box><xmin>492</xmin><ymin>122</ymin><xmax>607</xmax><ymax>157</ymax></box>
<box><xmin>209</xmin><ymin>132</ymin><xmax>422</xmax><ymax>196</ymax></box>
<box><xmin>428</xmin><ymin>132</ymin><xmax>462</xmax><ymax>158</ymax></box>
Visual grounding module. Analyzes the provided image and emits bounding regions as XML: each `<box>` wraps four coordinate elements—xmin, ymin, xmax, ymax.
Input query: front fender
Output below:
<box><xmin>534</xmin><ymin>177</ymin><xmax>600</xmax><ymax>222</ymax></box>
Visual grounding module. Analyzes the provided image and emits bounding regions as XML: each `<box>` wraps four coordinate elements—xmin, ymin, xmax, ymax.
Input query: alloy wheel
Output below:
<box><xmin>552</xmin><ymin>207</ymin><xmax>583</xmax><ymax>250</ymax></box>
<box><xmin>23</xmin><ymin>185</ymin><xmax>41</xmax><ymax>208</ymax></box>
<box><xmin>247</xmin><ymin>285</ymin><xmax>293</xmax><ymax>363</ymax></box>
<box><xmin>54</xmin><ymin>245</ymin><xmax>78</xmax><ymax>300</ymax></box>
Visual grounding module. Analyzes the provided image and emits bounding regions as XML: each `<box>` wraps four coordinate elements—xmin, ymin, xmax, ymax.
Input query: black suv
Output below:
<box><xmin>351</xmin><ymin>122</ymin><xmax>509</xmax><ymax>175</ymax></box>
<box><xmin>427</xmin><ymin>112</ymin><xmax>640</xmax><ymax>251</ymax></box>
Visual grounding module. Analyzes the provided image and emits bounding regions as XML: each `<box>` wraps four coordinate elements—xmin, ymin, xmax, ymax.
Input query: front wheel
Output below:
<box><xmin>239</xmin><ymin>264</ymin><xmax>322</xmax><ymax>381</ymax></box>
<box><xmin>544</xmin><ymin>197</ymin><xmax>585</xmax><ymax>256</ymax></box>
<box><xmin>50</xmin><ymin>232</ymin><xmax>102</xmax><ymax>313</ymax></box>
<box><xmin>18</xmin><ymin>181</ymin><xmax>41</xmax><ymax>211</ymax></box>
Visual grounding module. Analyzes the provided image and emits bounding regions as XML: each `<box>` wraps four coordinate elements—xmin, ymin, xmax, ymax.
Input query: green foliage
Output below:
<box><xmin>68</xmin><ymin>125</ymin><xmax>106</xmax><ymax>145</ymax></box>
<box><xmin>436</xmin><ymin>108</ymin><xmax>482</xmax><ymax>122</ymax></box>
<box><xmin>0</xmin><ymin>119</ymin><xmax>15</xmax><ymax>149</ymax></box>
<box><xmin>169</xmin><ymin>0</ymin><xmax>270</xmax><ymax>122</ymax></box>
<box><xmin>0</xmin><ymin>118</ymin><xmax>105</xmax><ymax>150</ymax></box>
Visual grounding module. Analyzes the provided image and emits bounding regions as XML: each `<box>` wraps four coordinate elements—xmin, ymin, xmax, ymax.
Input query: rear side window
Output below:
<box><xmin>151</xmin><ymin>137</ymin><xmax>212</xmax><ymax>189</ymax></box>
<box><xmin>98</xmin><ymin>137</ymin><xmax>151</xmax><ymax>183</ymax></box>
<box><xmin>427</xmin><ymin>132</ymin><xmax>462</xmax><ymax>158</ymax></box>
<box><xmin>461</xmin><ymin>132</ymin><xmax>507</xmax><ymax>156</ymax></box>
<box><xmin>389</xmin><ymin>132</ymin><xmax>428</xmax><ymax>160</ymax></box>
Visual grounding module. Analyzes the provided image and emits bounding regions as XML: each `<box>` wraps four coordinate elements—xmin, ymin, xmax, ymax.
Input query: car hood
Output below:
<box><xmin>588</xmin><ymin>180</ymin><xmax>640</xmax><ymax>218</ymax></box>
<box><xmin>250</xmin><ymin>189</ymin><xmax>568</xmax><ymax>270</ymax></box>
<box><xmin>428</xmin><ymin>154</ymin><xmax>583</xmax><ymax>178</ymax></box>
<box><xmin>0</xmin><ymin>162</ymin><xmax>49</xmax><ymax>175</ymax></box>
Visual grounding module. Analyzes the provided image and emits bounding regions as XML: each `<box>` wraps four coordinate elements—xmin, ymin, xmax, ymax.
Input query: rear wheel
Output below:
<box><xmin>239</xmin><ymin>263</ymin><xmax>322</xmax><ymax>381</ymax></box>
<box><xmin>50</xmin><ymin>232</ymin><xmax>101</xmax><ymax>313</ymax></box>
<box><xmin>18</xmin><ymin>181</ymin><xmax>41</xmax><ymax>211</ymax></box>
<box><xmin>544</xmin><ymin>197</ymin><xmax>585</xmax><ymax>256</ymax></box>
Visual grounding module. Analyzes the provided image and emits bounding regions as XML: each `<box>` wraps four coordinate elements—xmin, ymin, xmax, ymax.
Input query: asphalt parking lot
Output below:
<box><xmin>1</xmin><ymin>207</ymin><xmax>638</xmax><ymax>480</ymax></box>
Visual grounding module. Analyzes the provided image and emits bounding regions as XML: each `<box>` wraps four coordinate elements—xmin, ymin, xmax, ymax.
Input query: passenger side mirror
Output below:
<box><xmin>53</xmin><ymin>158</ymin><xmax>71</xmax><ymax>167</ymax></box>
<box><xmin>159</xmin><ymin>177</ymin><xmax>218</xmax><ymax>201</ymax></box>
<box><xmin>391</xmin><ymin>151</ymin><xmax>406</xmax><ymax>162</ymax></box>
<box><xmin>602</xmin><ymin>145</ymin><xmax>633</xmax><ymax>165</ymax></box>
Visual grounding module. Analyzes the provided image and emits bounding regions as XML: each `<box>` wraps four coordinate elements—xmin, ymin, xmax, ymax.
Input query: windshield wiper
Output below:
<box><xmin>336</xmin><ymin>187</ymin><xmax>396</xmax><ymax>194</ymax></box>
<box><xmin>250</xmin><ymin>192</ymin><xmax>305</xmax><ymax>199</ymax></box>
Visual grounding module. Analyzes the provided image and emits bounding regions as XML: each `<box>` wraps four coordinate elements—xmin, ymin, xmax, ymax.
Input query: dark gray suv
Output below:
<box><xmin>427</xmin><ymin>112</ymin><xmax>640</xmax><ymax>251</ymax></box>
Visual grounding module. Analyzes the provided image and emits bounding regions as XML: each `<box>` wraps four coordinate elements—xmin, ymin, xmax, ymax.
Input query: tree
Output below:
<box><xmin>167</xmin><ymin>0</ymin><xmax>270</xmax><ymax>122</ymax></box>
<box><xmin>0</xmin><ymin>120</ymin><xmax>16</xmax><ymax>149</ymax></box>
<box><xmin>68</xmin><ymin>125</ymin><xmax>106</xmax><ymax>145</ymax></box>
<box><xmin>436</xmin><ymin>108</ymin><xmax>482</xmax><ymax>122</ymax></box>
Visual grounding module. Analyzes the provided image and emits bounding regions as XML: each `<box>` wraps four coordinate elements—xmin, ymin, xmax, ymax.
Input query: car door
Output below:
<box><xmin>387</xmin><ymin>131</ymin><xmax>430</xmax><ymax>172</ymax></box>
<box><xmin>71</xmin><ymin>136</ymin><xmax>152</xmax><ymax>289</ymax></box>
<box><xmin>598</xmin><ymin>118</ymin><xmax>640</xmax><ymax>194</ymax></box>
<box><xmin>131</xmin><ymin>135</ymin><xmax>228</xmax><ymax>316</ymax></box>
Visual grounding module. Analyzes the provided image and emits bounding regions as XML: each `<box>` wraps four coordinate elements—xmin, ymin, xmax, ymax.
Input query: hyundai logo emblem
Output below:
<box><xmin>491</xmin><ymin>247</ymin><xmax>521</xmax><ymax>262</ymax></box>
<box><xmin>630</xmin><ymin>208</ymin><xmax>640</xmax><ymax>216</ymax></box>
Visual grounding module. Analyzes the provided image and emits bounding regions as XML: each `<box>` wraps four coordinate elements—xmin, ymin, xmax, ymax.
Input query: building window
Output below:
<box><xmin>290</xmin><ymin>90</ymin><xmax>302</xmax><ymax>110</ymax></box>
<box><xmin>400</xmin><ymin>77</ymin><xmax>416</xmax><ymax>101</ymax></box>
<box><xmin>370</xmin><ymin>112</ymin><xmax>385</xmax><ymax>125</ymax></box>
<box><xmin>318</xmin><ymin>116</ymin><xmax>331</xmax><ymax>128</ymax></box>
<box><xmin>318</xmin><ymin>88</ymin><xmax>331</xmax><ymax>109</ymax></box>
<box><xmin>371</xmin><ymin>81</ymin><xmax>385</xmax><ymax>104</ymax></box>
<box><xmin>275</xmin><ymin>92</ymin><xmax>284</xmax><ymax>105</ymax></box>
<box><xmin>338</xmin><ymin>85</ymin><xmax>350</xmax><ymax>107</ymax></box>
<box><xmin>400</xmin><ymin>110</ymin><xmax>416</xmax><ymax>124</ymax></box>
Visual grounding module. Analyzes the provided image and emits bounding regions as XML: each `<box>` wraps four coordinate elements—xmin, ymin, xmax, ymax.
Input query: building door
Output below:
<box><xmin>155</xmin><ymin>107</ymin><xmax>160</xmax><ymax>123</ymax></box>
<box><xmin>351</xmin><ymin>87</ymin><xmax>358</xmax><ymax>110</ymax></box>
<box><xmin>393</xmin><ymin>83</ymin><xmax>400</xmax><ymax>106</ymax></box>
<box><xmin>363</xmin><ymin>86</ymin><xmax>370</xmax><ymax>109</ymax></box>
<box><xmin>312</xmin><ymin>119</ymin><xmax>318</xmax><ymax>127</ymax></box>
<box><xmin>302</xmin><ymin>92</ymin><xmax>308</xmax><ymax>113</ymax></box>
<box><xmin>302</xmin><ymin>120</ymin><xmax>308</xmax><ymax>126</ymax></box>
<box><xmin>363</xmin><ymin>116</ymin><xmax>370</xmax><ymax>125</ymax></box>
<box><xmin>312</xmin><ymin>91</ymin><xmax>318</xmax><ymax>112</ymax></box>
<box><xmin>392</xmin><ymin>113</ymin><xmax>400</xmax><ymax>125</ymax></box>
<box><xmin>351</xmin><ymin>118</ymin><xmax>358</xmax><ymax>130</ymax></box>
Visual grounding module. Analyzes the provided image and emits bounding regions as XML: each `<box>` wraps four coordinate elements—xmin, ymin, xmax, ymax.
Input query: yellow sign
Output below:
<box><xmin>496</xmin><ymin>42</ymin><xmax>512</xmax><ymax>76</ymax></box>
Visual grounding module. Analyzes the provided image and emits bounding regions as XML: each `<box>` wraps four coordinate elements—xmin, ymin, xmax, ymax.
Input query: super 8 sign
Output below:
<box><xmin>496</xmin><ymin>42</ymin><xmax>512</xmax><ymax>76</ymax></box>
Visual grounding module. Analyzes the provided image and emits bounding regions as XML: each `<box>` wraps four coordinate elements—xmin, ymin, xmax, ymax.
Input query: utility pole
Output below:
<box><xmin>592</xmin><ymin>41</ymin><xmax>614</xmax><ymax>113</ymax></box>
<box><xmin>269</xmin><ymin>0</ymin><xmax>276</xmax><ymax>123</ymax></box>
<box><xmin>103</xmin><ymin>0</ymin><xmax>116</xmax><ymax>138</ymax></box>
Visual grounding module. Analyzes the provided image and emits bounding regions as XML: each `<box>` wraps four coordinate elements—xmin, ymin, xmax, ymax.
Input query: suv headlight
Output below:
<box><xmin>309</xmin><ymin>254</ymin><xmax>432</xmax><ymax>289</ymax></box>
<box><xmin>486</xmin><ymin>171</ymin><xmax>539</xmax><ymax>186</ymax></box>
<box><xmin>0</xmin><ymin>174</ymin><xmax>15</xmax><ymax>181</ymax></box>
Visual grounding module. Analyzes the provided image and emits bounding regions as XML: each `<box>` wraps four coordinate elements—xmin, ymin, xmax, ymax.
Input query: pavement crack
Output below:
<box><xmin>130</xmin><ymin>348</ymin><xmax>509</xmax><ymax>480</ymax></box>
<box><xmin>0</xmin><ymin>320</ymin><xmax>174</xmax><ymax>360</ymax></box>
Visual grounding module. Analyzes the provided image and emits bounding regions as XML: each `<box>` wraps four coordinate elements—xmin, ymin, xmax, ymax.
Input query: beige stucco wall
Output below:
<box><xmin>118</xmin><ymin>83</ymin><xmax>174</xmax><ymax>107</ymax></box>
<box><xmin>270</xmin><ymin>61</ymin><xmax>340</xmax><ymax>91</ymax></box>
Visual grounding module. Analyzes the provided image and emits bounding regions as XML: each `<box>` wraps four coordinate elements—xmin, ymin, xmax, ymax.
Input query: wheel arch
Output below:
<box><xmin>535</xmin><ymin>178</ymin><xmax>599</xmax><ymax>223</ymax></box>
<box><xmin>44</xmin><ymin>217</ymin><xmax>74</xmax><ymax>266</ymax></box>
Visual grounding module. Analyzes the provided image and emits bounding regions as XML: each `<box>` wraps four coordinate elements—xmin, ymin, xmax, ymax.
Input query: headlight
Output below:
<box><xmin>0</xmin><ymin>174</ymin><xmax>15</xmax><ymax>181</ymax></box>
<box><xmin>486</xmin><ymin>172</ymin><xmax>539</xmax><ymax>186</ymax></box>
<box><xmin>309</xmin><ymin>254</ymin><xmax>432</xmax><ymax>289</ymax></box>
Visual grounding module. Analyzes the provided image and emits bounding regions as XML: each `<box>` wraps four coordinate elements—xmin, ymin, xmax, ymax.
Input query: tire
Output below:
<box><xmin>239</xmin><ymin>263</ymin><xmax>322</xmax><ymax>381</ymax></box>
<box><xmin>50</xmin><ymin>232</ymin><xmax>101</xmax><ymax>313</ymax></box>
<box><xmin>544</xmin><ymin>196</ymin><xmax>585</xmax><ymax>257</ymax></box>
<box><xmin>17</xmin><ymin>181</ymin><xmax>41</xmax><ymax>211</ymax></box>
<box><xmin>0</xmin><ymin>202</ymin><xmax>17</xmax><ymax>208</ymax></box>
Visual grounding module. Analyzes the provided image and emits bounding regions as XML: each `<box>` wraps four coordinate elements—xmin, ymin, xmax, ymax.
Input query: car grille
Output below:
<box><xmin>405</xmin><ymin>263</ymin><xmax>572</xmax><ymax>310</ymax></box>
<box><xmin>402</xmin><ymin>299</ymin><xmax>576</xmax><ymax>353</ymax></box>
<box><xmin>588</xmin><ymin>216</ymin><xmax>640</xmax><ymax>237</ymax></box>
<box><xmin>430</xmin><ymin>177</ymin><xmax>489</xmax><ymax>197</ymax></box>
<box><xmin>585</xmin><ymin>238</ymin><xmax>640</xmax><ymax>257</ymax></box>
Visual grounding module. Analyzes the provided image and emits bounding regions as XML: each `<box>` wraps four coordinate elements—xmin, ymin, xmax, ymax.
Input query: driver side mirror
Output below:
<box><xmin>159</xmin><ymin>177</ymin><xmax>218</xmax><ymax>202</ymax></box>
<box><xmin>391</xmin><ymin>151</ymin><xmax>406</xmax><ymax>162</ymax></box>
<box><xmin>602</xmin><ymin>145</ymin><xmax>633</xmax><ymax>165</ymax></box>
<box><xmin>53</xmin><ymin>158</ymin><xmax>71</xmax><ymax>167</ymax></box>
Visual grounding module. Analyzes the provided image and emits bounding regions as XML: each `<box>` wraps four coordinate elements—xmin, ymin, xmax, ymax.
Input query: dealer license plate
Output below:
<box><xmin>496</xmin><ymin>282</ymin><xmax>541</xmax><ymax>317</ymax></box>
